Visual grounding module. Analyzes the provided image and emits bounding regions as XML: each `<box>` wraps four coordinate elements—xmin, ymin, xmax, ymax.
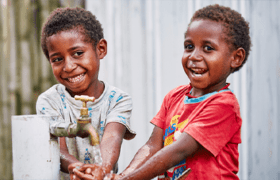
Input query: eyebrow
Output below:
<box><xmin>203</xmin><ymin>40</ymin><xmax>215</xmax><ymax>44</ymax></box>
<box><xmin>184</xmin><ymin>39</ymin><xmax>217</xmax><ymax>46</ymax></box>
<box><xmin>49</xmin><ymin>46</ymin><xmax>83</xmax><ymax>58</ymax></box>
<box><xmin>49</xmin><ymin>52</ymin><xmax>61</xmax><ymax>59</ymax></box>
<box><xmin>69</xmin><ymin>46</ymin><xmax>83</xmax><ymax>51</ymax></box>
<box><xmin>184</xmin><ymin>39</ymin><xmax>192</xmax><ymax>44</ymax></box>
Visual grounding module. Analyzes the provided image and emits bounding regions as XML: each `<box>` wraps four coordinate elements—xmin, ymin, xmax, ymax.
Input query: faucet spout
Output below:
<box><xmin>84</xmin><ymin>123</ymin><xmax>100</xmax><ymax>146</ymax></box>
<box><xmin>50</xmin><ymin>95</ymin><xmax>100</xmax><ymax>146</ymax></box>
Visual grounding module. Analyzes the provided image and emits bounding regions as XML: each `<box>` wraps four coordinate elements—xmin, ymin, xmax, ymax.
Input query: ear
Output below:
<box><xmin>96</xmin><ymin>39</ymin><xmax>107</xmax><ymax>59</ymax></box>
<box><xmin>231</xmin><ymin>47</ymin><xmax>246</xmax><ymax>69</ymax></box>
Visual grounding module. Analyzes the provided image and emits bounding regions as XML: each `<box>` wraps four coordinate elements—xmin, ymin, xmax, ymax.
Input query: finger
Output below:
<box><xmin>74</xmin><ymin>168</ymin><xmax>94</xmax><ymax>180</ymax></box>
<box><xmin>85</xmin><ymin>167</ymin><xmax>92</xmax><ymax>174</ymax></box>
<box><xmin>81</xmin><ymin>164</ymin><xmax>100</xmax><ymax>169</ymax></box>
<box><xmin>69</xmin><ymin>162</ymin><xmax>84</xmax><ymax>173</ymax></box>
<box><xmin>78</xmin><ymin>164</ymin><xmax>99</xmax><ymax>172</ymax></box>
<box><xmin>72</xmin><ymin>175</ymin><xmax>81</xmax><ymax>180</ymax></box>
<box><xmin>91</xmin><ymin>169</ymin><xmax>105</xmax><ymax>180</ymax></box>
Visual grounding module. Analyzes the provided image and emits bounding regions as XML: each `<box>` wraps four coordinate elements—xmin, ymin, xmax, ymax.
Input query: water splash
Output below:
<box><xmin>93</xmin><ymin>145</ymin><xmax>103</xmax><ymax>165</ymax></box>
<box><xmin>103</xmin><ymin>170</ymin><xmax>113</xmax><ymax>180</ymax></box>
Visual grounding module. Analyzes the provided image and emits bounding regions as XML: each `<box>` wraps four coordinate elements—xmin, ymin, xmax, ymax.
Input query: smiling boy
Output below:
<box><xmin>93</xmin><ymin>4</ymin><xmax>251</xmax><ymax>180</ymax></box>
<box><xmin>36</xmin><ymin>7</ymin><xmax>136</xmax><ymax>180</ymax></box>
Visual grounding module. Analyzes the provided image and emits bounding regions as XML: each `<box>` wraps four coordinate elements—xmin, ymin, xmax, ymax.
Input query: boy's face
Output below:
<box><xmin>182</xmin><ymin>19</ymin><xmax>235</xmax><ymax>96</ymax></box>
<box><xmin>46</xmin><ymin>29</ymin><xmax>106</xmax><ymax>96</ymax></box>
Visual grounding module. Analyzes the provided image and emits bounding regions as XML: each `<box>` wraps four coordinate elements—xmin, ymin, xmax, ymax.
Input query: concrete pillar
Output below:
<box><xmin>12</xmin><ymin>115</ymin><xmax>60</xmax><ymax>179</ymax></box>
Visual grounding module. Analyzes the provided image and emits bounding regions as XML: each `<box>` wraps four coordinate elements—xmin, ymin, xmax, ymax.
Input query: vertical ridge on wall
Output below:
<box><xmin>0</xmin><ymin>1</ymin><xmax>84</xmax><ymax>178</ymax></box>
<box><xmin>154</xmin><ymin>0</ymin><xmax>161</xmax><ymax>112</ymax></box>
<box><xmin>145</xmin><ymin>0</ymin><xmax>155</xmax><ymax>133</ymax></box>
<box><xmin>240</xmin><ymin>1</ymin><xmax>249</xmax><ymax>179</ymax></box>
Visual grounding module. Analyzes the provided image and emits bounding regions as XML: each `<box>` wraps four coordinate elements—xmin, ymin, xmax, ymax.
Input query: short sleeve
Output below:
<box><xmin>36</xmin><ymin>93</ymin><xmax>70</xmax><ymax>134</ymax></box>
<box><xmin>151</xmin><ymin>85</ymin><xmax>189</xmax><ymax>129</ymax></box>
<box><xmin>36</xmin><ymin>94</ymin><xmax>62</xmax><ymax>117</ymax></box>
<box><xmin>182</xmin><ymin>98</ymin><xmax>241</xmax><ymax>156</ymax></box>
<box><xmin>106</xmin><ymin>93</ymin><xmax>136</xmax><ymax>140</ymax></box>
<box><xmin>150</xmin><ymin>96</ymin><xmax>169</xmax><ymax>129</ymax></box>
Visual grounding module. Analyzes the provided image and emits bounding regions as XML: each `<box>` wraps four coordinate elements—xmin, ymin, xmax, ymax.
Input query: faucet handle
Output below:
<box><xmin>75</xmin><ymin>95</ymin><xmax>95</xmax><ymax>107</ymax></box>
<box><xmin>74</xmin><ymin>95</ymin><xmax>95</xmax><ymax>116</ymax></box>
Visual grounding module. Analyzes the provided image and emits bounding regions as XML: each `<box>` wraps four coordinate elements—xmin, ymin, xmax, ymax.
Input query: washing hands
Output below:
<box><xmin>71</xmin><ymin>164</ymin><xmax>123</xmax><ymax>180</ymax></box>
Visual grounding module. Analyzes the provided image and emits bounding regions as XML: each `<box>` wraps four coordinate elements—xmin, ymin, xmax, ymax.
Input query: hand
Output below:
<box><xmin>68</xmin><ymin>162</ymin><xmax>84</xmax><ymax>180</ymax></box>
<box><xmin>73</xmin><ymin>164</ymin><xmax>106</xmax><ymax>180</ymax></box>
<box><xmin>104</xmin><ymin>173</ymin><xmax>124</xmax><ymax>180</ymax></box>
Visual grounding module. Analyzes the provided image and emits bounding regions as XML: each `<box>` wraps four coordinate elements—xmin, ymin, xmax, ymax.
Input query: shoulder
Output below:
<box><xmin>204</xmin><ymin>90</ymin><xmax>241</xmax><ymax>117</ymax></box>
<box><xmin>36</xmin><ymin>84</ymin><xmax>67</xmax><ymax>114</ymax></box>
<box><xmin>209</xmin><ymin>90</ymin><xmax>239</xmax><ymax>107</ymax></box>
<box><xmin>103</xmin><ymin>82</ymin><xmax>132</xmax><ymax>102</ymax></box>
<box><xmin>164</xmin><ymin>84</ymin><xmax>190</xmax><ymax>103</ymax></box>
<box><xmin>37</xmin><ymin>84</ymin><xmax>64</xmax><ymax>100</ymax></box>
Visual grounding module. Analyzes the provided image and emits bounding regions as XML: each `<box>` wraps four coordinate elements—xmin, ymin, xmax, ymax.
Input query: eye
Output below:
<box><xmin>73</xmin><ymin>51</ymin><xmax>84</xmax><ymax>57</ymax></box>
<box><xmin>204</xmin><ymin>45</ymin><xmax>214</xmax><ymax>51</ymax></box>
<box><xmin>184</xmin><ymin>44</ymin><xmax>194</xmax><ymax>50</ymax></box>
<box><xmin>51</xmin><ymin>57</ymin><xmax>63</xmax><ymax>63</ymax></box>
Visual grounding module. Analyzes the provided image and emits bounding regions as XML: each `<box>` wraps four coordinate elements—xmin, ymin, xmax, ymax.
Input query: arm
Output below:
<box><xmin>120</xmin><ymin>126</ymin><xmax>163</xmax><ymax>176</ymax></box>
<box><xmin>60</xmin><ymin>137</ymin><xmax>82</xmax><ymax>173</ymax></box>
<box><xmin>100</xmin><ymin>122</ymin><xmax>127</xmax><ymax>174</ymax></box>
<box><xmin>74</xmin><ymin>125</ymin><xmax>163</xmax><ymax>180</ymax></box>
<box><xmin>73</xmin><ymin>122</ymin><xmax>127</xmax><ymax>180</ymax></box>
<box><xmin>119</xmin><ymin>132</ymin><xmax>200</xmax><ymax>180</ymax></box>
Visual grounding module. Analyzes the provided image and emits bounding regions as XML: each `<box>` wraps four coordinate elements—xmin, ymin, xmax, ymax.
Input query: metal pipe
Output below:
<box><xmin>50</xmin><ymin>95</ymin><xmax>100</xmax><ymax>146</ymax></box>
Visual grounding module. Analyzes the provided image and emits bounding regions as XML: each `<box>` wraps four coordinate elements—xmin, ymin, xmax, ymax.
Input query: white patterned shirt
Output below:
<box><xmin>36</xmin><ymin>81</ymin><xmax>136</xmax><ymax>172</ymax></box>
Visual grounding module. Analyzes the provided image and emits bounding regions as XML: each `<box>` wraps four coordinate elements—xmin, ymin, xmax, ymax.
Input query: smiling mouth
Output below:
<box><xmin>67</xmin><ymin>73</ymin><xmax>85</xmax><ymax>83</ymax></box>
<box><xmin>190</xmin><ymin>68</ymin><xmax>207</xmax><ymax>77</ymax></box>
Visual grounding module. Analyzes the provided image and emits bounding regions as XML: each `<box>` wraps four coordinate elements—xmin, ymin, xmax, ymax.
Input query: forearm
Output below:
<box><xmin>121</xmin><ymin>144</ymin><xmax>180</xmax><ymax>180</ymax></box>
<box><xmin>59</xmin><ymin>137</ymin><xmax>81</xmax><ymax>173</ymax></box>
<box><xmin>121</xmin><ymin>126</ymin><xmax>163</xmax><ymax>176</ymax></box>
<box><xmin>120</xmin><ymin>132</ymin><xmax>200</xmax><ymax>180</ymax></box>
<box><xmin>100</xmin><ymin>122</ymin><xmax>127</xmax><ymax>174</ymax></box>
<box><xmin>100</xmin><ymin>137</ymin><xmax>122</xmax><ymax>174</ymax></box>
<box><xmin>121</xmin><ymin>144</ymin><xmax>159</xmax><ymax>176</ymax></box>
<box><xmin>60</xmin><ymin>149</ymin><xmax>81</xmax><ymax>173</ymax></box>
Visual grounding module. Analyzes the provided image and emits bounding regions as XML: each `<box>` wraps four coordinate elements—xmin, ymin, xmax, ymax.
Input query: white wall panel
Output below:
<box><xmin>86</xmin><ymin>1</ymin><xmax>280</xmax><ymax>179</ymax></box>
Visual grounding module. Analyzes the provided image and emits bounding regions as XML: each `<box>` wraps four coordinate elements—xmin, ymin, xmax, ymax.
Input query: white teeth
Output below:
<box><xmin>191</xmin><ymin>68</ymin><xmax>205</xmax><ymax>74</ymax></box>
<box><xmin>68</xmin><ymin>74</ymin><xmax>85</xmax><ymax>83</ymax></box>
<box><xmin>190</xmin><ymin>68</ymin><xmax>206</xmax><ymax>76</ymax></box>
<box><xmin>194</xmin><ymin>73</ymin><xmax>202</xmax><ymax>77</ymax></box>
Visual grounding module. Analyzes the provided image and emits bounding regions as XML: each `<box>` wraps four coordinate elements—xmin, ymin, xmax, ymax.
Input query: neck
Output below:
<box><xmin>67</xmin><ymin>81</ymin><xmax>104</xmax><ymax>99</ymax></box>
<box><xmin>191</xmin><ymin>82</ymin><xmax>228</xmax><ymax>97</ymax></box>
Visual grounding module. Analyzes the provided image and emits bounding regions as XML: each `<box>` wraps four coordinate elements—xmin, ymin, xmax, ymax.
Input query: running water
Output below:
<box><xmin>103</xmin><ymin>170</ymin><xmax>114</xmax><ymax>180</ymax></box>
<box><xmin>93</xmin><ymin>145</ymin><xmax>103</xmax><ymax>165</ymax></box>
<box><xmin>93</xmin><ymin>145</ymin><xmax>115</xmax><ymax>180</ymax></box>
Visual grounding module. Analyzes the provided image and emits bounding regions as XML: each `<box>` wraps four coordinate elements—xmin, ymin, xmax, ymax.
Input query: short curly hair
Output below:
<box><xmin>187</xmin><ymin>4</ymin><xmax>251</xmax><ymax>73</ymax></box>
<box><xmin>41</xmin><ymin>7</ymin><xmax>103</xmax><ymax>60</ymax></box>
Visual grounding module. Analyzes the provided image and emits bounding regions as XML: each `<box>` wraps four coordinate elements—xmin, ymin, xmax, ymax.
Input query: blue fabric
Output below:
<box><xmin>184</xmin><ymin>89</ymin><xmax>232</xmax><ymax>104</ymax></box>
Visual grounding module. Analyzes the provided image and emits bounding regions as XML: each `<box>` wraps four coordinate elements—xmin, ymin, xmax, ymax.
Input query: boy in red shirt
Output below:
<box><xmin>74</xmin><ymin>4</ymin><xmax>251</xmax><ymax>180</ymax></box>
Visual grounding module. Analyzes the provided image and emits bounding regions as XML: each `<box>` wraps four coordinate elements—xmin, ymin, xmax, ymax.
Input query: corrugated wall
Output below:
<box><xmin>0</xmin><ymin>0</ymin><xmax>279</xmax><ymax>179</ymax></box>
<box><xmin>86</xmin><ymin>0</ymin><xmax>280</xmax><ymax>180</ymax></box>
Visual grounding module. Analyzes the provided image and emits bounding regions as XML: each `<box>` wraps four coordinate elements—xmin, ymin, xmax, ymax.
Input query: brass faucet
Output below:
<box><xmin>51</xmin><ymin>95</ymin><xmax>100</xmax><ymax>146</ymax></box>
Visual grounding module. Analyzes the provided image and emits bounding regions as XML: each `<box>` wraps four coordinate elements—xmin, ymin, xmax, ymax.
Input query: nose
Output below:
<box><xmin>63</xmin><ymin>57</ymin><xmax>77</xmax><ymax>72</ymax></box>
<box><xmin>189</xmin><ymin>48</ymin><xmax>203</xmax><ymax>61</ymax></box>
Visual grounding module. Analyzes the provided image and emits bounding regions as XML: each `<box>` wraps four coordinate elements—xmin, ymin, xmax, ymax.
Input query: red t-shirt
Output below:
<box><xmin>151</xmin><ymin>84</ymin><xmax>242</xmax><ymax>180</ymax></box>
